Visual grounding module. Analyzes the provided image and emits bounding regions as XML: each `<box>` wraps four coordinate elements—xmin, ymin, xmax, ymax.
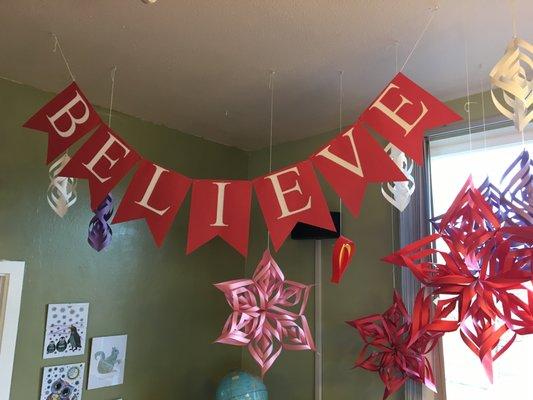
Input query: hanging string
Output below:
<box><xmin>479</xmin><ymin>67</ymin><xmax>487</xmax><ymax>152</ymax></box>
<box><xmin>267</xmin><ymin>70</ymin><xmax>276</xmax><ymax>250</ymax></box>
<box><xmin>51</xmin><ymin>33</ymin><xmax>75</xmax><ymax>82</ymax></box>
<box><xmin>464</xmin><ymin>39</ymin><xmax>473</xmax><ymax>152</ymax></box>
<box><xmin>391</xmin><ymin>205</ymin><xmax>396</xmax><ymax>290</ymax></box>
<box><xmin>510</xmin><ymin>0</ymin><xmax>518</xmax><ymax>38</ymax></box>
<box><xmin>400</xmin><ymin>4</ymin><xmax>439</xmax><ymax>72</ymax></box>
<box><xmin>338</xmin><ymin>70</ymin><xmax>344</xmax><ymax>219</ymax></box>
<box><xmin>108</xmin><ymin>66</ymin><xmax>117</xmax><ymax>127</ymax></box>
<box><xmin>394</xmin><ymin>41</ymin><xmax>400</xmax><ymax>73</ymax></box>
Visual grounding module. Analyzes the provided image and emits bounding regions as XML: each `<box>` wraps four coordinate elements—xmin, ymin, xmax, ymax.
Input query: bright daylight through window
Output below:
<box><xmin>429</xmin><ymin>124</ymin><xmax>533</xmax><ymax>400</ymax></box>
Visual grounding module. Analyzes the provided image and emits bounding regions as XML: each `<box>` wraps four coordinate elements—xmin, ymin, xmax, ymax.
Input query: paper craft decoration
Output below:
<box><xmin>490</xmin><ymin>37</ymin><xmax>533</xmax><ymax>134</ymax></box>
<box><xmin>88</xmin><ymin>335</ymin><xmax>128</xmax><ymax>390</ymax></box>
<box><xmin>187</xmin><ymin>179</ymin><xmax>252</xmax><ymax>256</ymax></box>
<box><xmin>381</xmin><ymin>143</ymin><xmax>415</xmax><ymax>212</ymax></box>
<box><xmin>25</xmin><ymin>73</ymin><xmax>460</xmax><ymax>255</ymax></box>
<box><xmin>383</xmin><ymin>178</ymin><xmax>533</xmax><ymax>381</ymax></box>
<box><xmin>40</xmin><ymin>363</ymin><xmax>85</xmax><ymax>400</ymax></box>
<box><xmin>311</xmin><ymin>123</ymin><xmax>407</xmax><ymax>217</ymax></box>
<box><xmin>215</xmin><ymin>250</ymin><xmax>315</xmax><ymax>376</ymax></box>
<box><xmin>59</xmin><ymin>124</ymin><xmax>140</xmax><ymax>210</ymax></box>
<box><xmin>254</xmin><ymin>161</ymin><xmax>335</xmax><ymax>250</ymax></box>
<box><xmin>88</xmin><ymin>194</ymin><xmax>114</xmax><ymax>252</ymax></box>
<box><xmin>347</xmin><ymin>291</ymin><xmax>446</xmax><ymax>399</ymax></box>
<box><xmin>47</xmin><ymin>153</ymin><xmax>77</xmax><ymax>217</ymax></box>
<box><xmin>113</xmin><ymin>160</ymin><xmax>192</xmax><ymax>247</ymax></box>
<box><xmin>43</xmin><ymin>303</ymin><xmax>89</xmax><ymax>359</ymax></box>
<box><xmin>500</xmin><ymin>149</ymin><xmax>532</xmax><ymax>227</ymax></box>
<box><xmin>331</xmin><ymin>235</ymin><xmax>355</xmax><ymax>284</ymax></box>
<box><xmin>359</xmin><ymin>72</ymin><xmax>462</xmax><ymax>164</ymax></box>
<box><xmin>24</xmin><ymin>82</ymin><xmax>101</xmax><ymax>163</ymax></box>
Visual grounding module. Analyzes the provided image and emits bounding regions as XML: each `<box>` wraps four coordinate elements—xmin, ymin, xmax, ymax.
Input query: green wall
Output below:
<box><xmin>0</xmin><ymin>78</ymin><xmax>249</xmax><ymax>400</ymax></box>
<box><xmin>244</xmin><ymin>131</ymin><xmax>403</xmax><ymax>400</ymax></box>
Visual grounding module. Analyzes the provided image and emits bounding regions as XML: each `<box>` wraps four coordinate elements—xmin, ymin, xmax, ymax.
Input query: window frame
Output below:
<box><xmin>399</xmin><ymin>114</ymin><xmax>514</xmax><ymax>400</ymax></box>
<box><xmin>0</xmin><ymin>260</ymin><xmax>25</xmax><ymax>400</ymax></box>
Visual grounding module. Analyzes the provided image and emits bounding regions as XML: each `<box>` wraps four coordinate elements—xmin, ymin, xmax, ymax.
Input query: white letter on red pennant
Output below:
<box><xmin>23</xmin><ymin>83</ymin><xmax>101</xmax><ymax>163</ymax></box>
<box><xmin>113</xmin><ymin>160</ymin><xmax>191</xmax><ymax>247</ymax></box>
<box><xmin>187</xmin><ymin>180</ymin><xmax>252</xmax><ymax>256</ymax></box>
<box><xmin>59</xmin><ymin>124</ymin><xmax>140</xmax><ymax>210</ymax></box>
<box><xmin>253</xmin><ymin>160</ymin><xmax>334</xmax><ymax>251</ymax></box>
<box><xmin>359</xmin><ymin>73</ymin><xmax>462</xmax><ymax>164</ymax></box>
<box><xmin>311</xmin><ymin>123</ymin><xmax>406</xmax><ymax>216</ymax></box>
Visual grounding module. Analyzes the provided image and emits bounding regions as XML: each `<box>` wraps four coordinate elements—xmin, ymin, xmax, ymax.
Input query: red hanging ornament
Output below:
<box><xmin>331</xmin><ymin>235</ymin><xmax>355</xmax><ymax>284</ymax></box>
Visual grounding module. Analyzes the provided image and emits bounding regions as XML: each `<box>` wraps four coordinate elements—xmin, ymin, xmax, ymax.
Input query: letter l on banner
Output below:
<box><xmin>253</xmin><ymin>160</ymin><xmax>335</xmax><ymax>251</ymax></box>
<box><xmin>113</xmin><ymin>159</ymin><xmax>192</xmax><ymax>247</ymax></box>
<box><xmin>23</xmin><ymin>82</ymin><xmax>102</xmax><ymax>164</ymax></box>
<box><xmin>187</xmin><ymin>180</ymin><xmax>252</xmax><ymax>256</ymax></box>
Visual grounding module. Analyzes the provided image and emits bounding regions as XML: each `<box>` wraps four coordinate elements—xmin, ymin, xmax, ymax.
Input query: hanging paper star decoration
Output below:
<box><xmin>383</xmin><ymin>178</ymin><xmax>533</xmax><ymax>381</ymax></box>
<box><xmin>88</xmin><ymin>194</ymin><xmax>114</xmax><ymax>251</ymax></box>
<box><xmin>500</xmin><ymin>149</ymin><xmax>532</xmax><ymax>227</ymax></box>
<box><xmin>215</xmin><ymin>249</ymin><xmax>315</xmax><ymax>376</ymax></box>
<box><xmin>347</xmin><ymin>290</ymin><xmax>451</xmax><ymax>399</ymax></box>
<box><xmin>490</xmin><ymin>37</ymin><xmax>533</xmax><ymax>134</ymax></box>
<box><xmin>47</xmin><ymin>153</ymin><xmax>77</xmax><ymax>217</ymax></box>
<box><xmin>381</xmin><ymin>143</ymin><xmax>416</xmax><ymax>212</ymax></box>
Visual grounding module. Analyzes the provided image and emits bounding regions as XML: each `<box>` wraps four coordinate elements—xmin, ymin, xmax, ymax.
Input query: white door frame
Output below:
<box><xmin>0</xmin><ymin>260</ymin><xmax>25</xmax><ymax>400</ymax></box>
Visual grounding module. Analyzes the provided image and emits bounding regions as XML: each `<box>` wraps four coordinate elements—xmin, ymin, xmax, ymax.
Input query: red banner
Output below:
<box><xmin>187</xmin><ymin>180</ymin><xmax>252</xmax><ymax>256</ymax></box>
<box><xmin>359</xmin><ymin>73</ymin><xmax>462</xmax><ymax>164</ymax></box>
<box><xmin>253</xmin><ymin>160</ymin><xmax>334</xmax><ymax>251</ymax></box>
<box><xmin>23</xmin><ymin>82</ymin><xmax>101</xmax><ymax>163</ymax></box>
<box><xmin>59</xmin><ymin>124</ymin><xmax>140</xmax><ymax>210</ymax></box>
<box><xmin>113</xmin><ymin>159</ymin><xmax>192</xmax><ymax>247</ymax></box>
<box><xmin>311</xmin><ymin>123</ymin><xmax>407</xmax><ymax>216</ymax></box>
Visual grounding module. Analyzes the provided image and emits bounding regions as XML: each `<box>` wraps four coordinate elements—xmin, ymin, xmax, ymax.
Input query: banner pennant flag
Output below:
<box><xmin>59</xmin><ymin>124</ymin><xmax>141</xmax><ymax>210</ymax></box>
<box><xmin>23</xmin><ymin>82</ymin><xmax>102</xmax><ymax>164</ymax></box>
<box><xmin>187</xmin><ymin>180</ymin><xmax>252</xmax><ymax>256</ymax></box>
<box><xmin>312</xmin><ymin>123</ymin><xmax>407</xmax><ymax>217</ymax></box>
<box><xmin>359</xmin><ymin>73</ymin><xmax>462</xmax><ymax>164</ymax></box>
<box><xmin>254</xmin><ymin>160</ymin><xmax>335</xmax><ymax>251</ymax></box>
<box><xmin>113</xmin><ymin>159</ymin><xmax>192</xmax><ymax>247</ymax></box>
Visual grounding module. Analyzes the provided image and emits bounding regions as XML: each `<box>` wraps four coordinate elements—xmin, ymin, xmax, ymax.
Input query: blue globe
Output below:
<box><xmin>216</xmin><ymin>371</ymin><xmax>268</xmax><ymax>400</ymax></box>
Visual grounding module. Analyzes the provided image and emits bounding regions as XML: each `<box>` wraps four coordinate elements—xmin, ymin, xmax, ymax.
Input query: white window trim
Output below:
<box><xmin>0</xmin><ymin>260</ymin><xmax>25</xmax><ymax>400</ymax></box>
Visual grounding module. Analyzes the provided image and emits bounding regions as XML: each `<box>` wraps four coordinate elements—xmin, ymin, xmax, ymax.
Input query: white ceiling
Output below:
<box><xmin>1</xmin><ymin>1</ymin><xmax>531</xmax><ymax>150</ymax></box>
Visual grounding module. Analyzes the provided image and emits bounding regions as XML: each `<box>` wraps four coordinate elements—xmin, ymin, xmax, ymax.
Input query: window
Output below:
<box><xmin>427</xmin><ymin>123</ymin><xmax>533</xmax><ymax>399</ymax></box>
<box><xmin>0</xmin><ymin>260</ymin><xmax>25</xmax><ymax>400</ymax></box>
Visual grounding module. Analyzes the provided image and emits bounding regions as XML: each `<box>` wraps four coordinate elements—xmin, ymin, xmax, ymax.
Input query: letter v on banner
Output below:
<box><xmin>59</xmin><ymin>124</ymin><xmax>140</xmax><ymax>210</ymax></box>
<box><xmin>187</xmin><ymin>180</ymin><xmax>252</xmax><ymax>256</ymax></box>
<box><xmin>113</xmin><ymin>160</ymin><xmax>192</xmax><ymax>247</ymax></box>
<box><xmin>311</xmin><ymin>122</ymin><xmax>407</xmax><ymax>216</ymax></box>
<box><xmin>253</xmin><ymin>160</ymin><xmax>334</xmax><ymax>251</ymax></box>
<box><xmin>359</xmin><ymin>73</ymin><xmax>462</xmax><ymax>164</ymax></box>
<box><xmin>23</xmin><ymin>83</ymin><xmax>102</xmax><ymax>164</ymax></box>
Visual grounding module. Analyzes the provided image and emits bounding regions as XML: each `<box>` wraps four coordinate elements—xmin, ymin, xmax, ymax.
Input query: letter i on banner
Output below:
<box><xmin>23</xmin><ymin>83</ymin><xmax>102</xmax><ymax>163</ymax></box>
<box><xmin>113</xmin><ymin>160</ymin><xmax>192</xmax><ymax>247</ymax></box>
<box><xmin>253</xmin><ymin>160</ymin><xmax>334</xmax><ymax>251</ymax></box>
<box><xmin>187</xmin><ymin>180</ymin><xmax>252</xmax><ymax>256</ymax></box>
<box><xmin>59</xmin><ymin>124</ymin><xmax>140</xmax><ymax>210</ymax></box>
<box><xmin>359</xmin><ymin>73</ymin><xmax>462</xmax><ymax>164</ymax></box>
<box><xmin>311</xmin><ymin>122</ymin><xmax>407</xmax><ymax>217</ymax></box>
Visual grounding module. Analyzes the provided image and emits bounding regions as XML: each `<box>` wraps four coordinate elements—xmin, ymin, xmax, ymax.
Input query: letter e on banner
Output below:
<box><xmin>311</xmin><ymin>123</ymin><xmax>406</xmax><ymax>216</ymax></box>
<box><xmin>23</xmin><ymin>83</ymin><xmax>101</xmax><ymax>163</ymax></box>
<box><xmin>59</xmin><ymin>124</ymin><xmax>140</xmax><ymax>210</ymax></box>
<box><xmin>113</xmin><ymin>160</ymin><xmax>192</xmax><ymax>247</ymax></box>
<box><xmin>359</xmin><ymin>73</ymin><xmax>462</xmax><ymax>164</ymax></box>
<box><xmin>253</xmin><ymin>160</ymin><xmax>334</xmax><ymax>251</ymax></box>
<box><xmin>187</xmin><ymin>180</ymin><xmax>252</xmax><ymax>256</ymax></box>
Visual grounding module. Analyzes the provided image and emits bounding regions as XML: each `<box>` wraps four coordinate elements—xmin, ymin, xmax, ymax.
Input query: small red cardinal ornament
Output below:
<box><xmin>331</xmin><ymin>235</ymin><xmax>355</xmax><ymax>283</ymax></box>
